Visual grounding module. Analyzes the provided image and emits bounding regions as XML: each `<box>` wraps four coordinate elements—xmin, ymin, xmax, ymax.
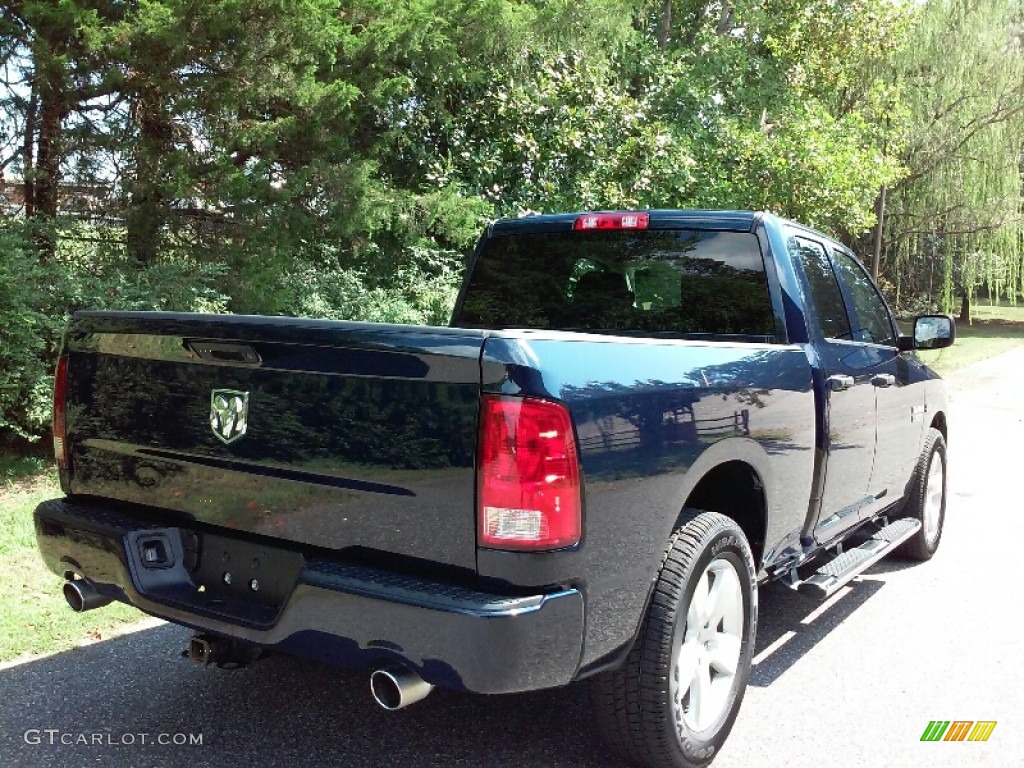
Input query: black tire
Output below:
<box><xmin>895</xmin><ymin>428</ymin><xmax>947</xmax><ymax>561</ymax></box>
<box><xmin>590</xmin><ymin>510</ymin><xmax>758</xmax><ymax>768</ymax></box>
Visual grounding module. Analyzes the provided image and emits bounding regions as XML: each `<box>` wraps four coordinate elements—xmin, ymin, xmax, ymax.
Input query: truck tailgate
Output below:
<box><xmin>61</xmin><ymin>312</ymin><xmax>486</xmax><ymax>571</ymax></box>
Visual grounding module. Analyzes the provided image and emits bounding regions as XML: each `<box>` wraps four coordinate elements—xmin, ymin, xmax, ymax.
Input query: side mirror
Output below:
<box><xmin>900</xmin><ymin>314</ymin><xmax>955</xmax><ymax>351</ymax></box>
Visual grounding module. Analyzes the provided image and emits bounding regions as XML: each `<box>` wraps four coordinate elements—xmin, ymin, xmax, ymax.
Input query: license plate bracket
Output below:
<box><xmin>124</xmin><ymin>527</ymin><xmax>304</xmax><ymax>628</ymax></box>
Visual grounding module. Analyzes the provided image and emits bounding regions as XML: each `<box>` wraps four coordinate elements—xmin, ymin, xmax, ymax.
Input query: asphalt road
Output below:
<box><xmin>2</xmin><ymin>347</ymin><xmax>1022</xmax><ymax>768</ymax></box>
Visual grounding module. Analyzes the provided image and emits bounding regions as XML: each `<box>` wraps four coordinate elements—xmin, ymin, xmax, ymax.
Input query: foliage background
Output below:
<box><xmin>1</xmin><ymin>0</ymin><xmax>1022</xmax><ymax>441</ymax></box>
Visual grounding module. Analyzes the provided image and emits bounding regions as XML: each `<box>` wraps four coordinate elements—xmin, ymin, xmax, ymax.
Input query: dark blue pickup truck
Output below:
<box><xmin>36</xmin><ymin>210</ymin><xmax>954</xmax><ymax>768</ymax></box>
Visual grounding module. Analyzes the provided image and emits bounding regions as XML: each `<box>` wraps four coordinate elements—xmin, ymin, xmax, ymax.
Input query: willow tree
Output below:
<box><xmin>882</xmin><ymin>0</ymin><xmax>1024</xmax><ymax>318</ymax></box>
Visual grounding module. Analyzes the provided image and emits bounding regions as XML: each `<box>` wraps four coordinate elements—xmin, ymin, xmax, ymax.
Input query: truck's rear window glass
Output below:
<box><xmin>457</xmin><ymin>229</ymin><xmax>774</xmax><ymax>337</ymax></box>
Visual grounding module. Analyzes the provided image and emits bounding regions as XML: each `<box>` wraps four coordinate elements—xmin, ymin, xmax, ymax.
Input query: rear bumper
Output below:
<box><xmin>34</xmin><ymin>497</ymin><xmax>584</xmax><ymax>694</ymax></box>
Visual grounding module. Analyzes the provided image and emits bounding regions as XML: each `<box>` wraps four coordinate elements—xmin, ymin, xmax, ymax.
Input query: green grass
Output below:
<box><xmin>0</xmin><ymin>467</ymin><xmax>145</xmax><ymax>662</ymax></box>
<box><xmin>968</xmin><ymin>301</ymin><xmax>1024</xmax><ymax>324</ymax></box>
<box><xmin>0</xmin><ymin>454</ymin><xmax>50</xmax><ymax>484</ymax></box>
<box><xmin>916</xmin><ymin>301</ymin><xmax>1024</xmax><ymax>374</ymax></box>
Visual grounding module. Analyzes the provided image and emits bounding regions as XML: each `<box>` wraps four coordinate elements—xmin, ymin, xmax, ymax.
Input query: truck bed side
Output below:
<box><xmin>477</xmin><ymin>331</ymin><xmax>816</xmax><ymax>669</ymax></box>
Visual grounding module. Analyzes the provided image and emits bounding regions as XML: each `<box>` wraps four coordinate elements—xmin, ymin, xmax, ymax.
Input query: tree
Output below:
<box><xmin>1</xmin><ymin>1</ymin><xmax>118</xmax><ymax>257</ymax></box>
<box><xmin>443</xmin><ymin>0</ymin><xmax>906</xmax><ymax>239</ymax></box>
<box><xmin>881</xmin><ymin>0</ymin><xmax>1024</xmax><ymax>316</ymax></box>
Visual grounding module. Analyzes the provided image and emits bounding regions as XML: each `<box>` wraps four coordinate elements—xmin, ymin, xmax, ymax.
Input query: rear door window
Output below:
<box><xmin>788</xmin><ymin>235</ymin><xmax>853</xmax><ymax>341</ymax></box>
<box><xmin>458</xmin><ymin>229</ymin><xmax>774</xmax><ymax>338</ymax></box>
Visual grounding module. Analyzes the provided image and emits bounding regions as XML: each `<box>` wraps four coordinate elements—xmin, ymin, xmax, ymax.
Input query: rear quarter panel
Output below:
<box><xmin>479</xmin><ymin>333</ymin><xmax>816</xmax><ymax>669</ymax></box>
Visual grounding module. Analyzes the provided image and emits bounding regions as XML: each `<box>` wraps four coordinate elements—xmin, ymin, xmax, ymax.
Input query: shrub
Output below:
<box><xmin>0</xmin><ymin>229</ymin><xmax>60</xmax><ymax>439</ymax></box>
<box><xmin>0</xmin><ymin>223</ymin><xmax>230</xmax><ymax>440</ymax></box>
<box><xmin>0</xmin><ymin>219</ymin><xmax>464</xmax><ymax>442</ymax></box>
<box><xmin>277</xmin><ymin>245</ymin><xmax>464</xmax><ymax>326</ymax></box>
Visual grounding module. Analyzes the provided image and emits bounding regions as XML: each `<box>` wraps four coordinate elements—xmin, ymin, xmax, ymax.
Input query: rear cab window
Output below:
<box><xmin>457</xmin><ymin>227</ymin><xmax>775</xmax><ymax>340</ymax></box>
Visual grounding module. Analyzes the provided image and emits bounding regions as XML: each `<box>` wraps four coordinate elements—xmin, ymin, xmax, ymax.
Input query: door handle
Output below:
<box><xmin>826</xmin><ymin>375</ymin><xmax>855</xmax><ymax>392</ymax></box>
<box><xmin>871</xmin><ymin>374</ymin><xmax>896</xmax><ymax>388</ymax></box>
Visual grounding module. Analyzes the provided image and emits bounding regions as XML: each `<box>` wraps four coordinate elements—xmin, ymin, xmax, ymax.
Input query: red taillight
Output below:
<box><xmin>477</xmin><ymin>395</ymin><xmax>582</xmax><ymax>551</ymax></box>
<box><xmin>53</xmin><ymin>355</ymin><xmax>69</xmax><ymax>468</ymax></box>
<box><xmin>574</xmin><ymin>212</ymin><xmax>649</xmax><ymax>230</ymax></box>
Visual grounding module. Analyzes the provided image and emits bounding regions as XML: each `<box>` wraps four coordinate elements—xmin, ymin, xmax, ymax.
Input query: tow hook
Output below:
<box><xmin>184</xmin><ymin>633</ymin><xmax>267</xmax><ymax>669</ymax></box>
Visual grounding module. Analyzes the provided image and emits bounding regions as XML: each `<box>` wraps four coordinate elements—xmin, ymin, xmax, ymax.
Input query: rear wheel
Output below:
<box><xmin>895</xmin><ymin>428</ymin><xmax>947</xmax><ymax>561</ymax></box>
<box><xmin>590</xmin><ymin>510</ymin><xmax>757</xmax><ymax>768</ymax></box>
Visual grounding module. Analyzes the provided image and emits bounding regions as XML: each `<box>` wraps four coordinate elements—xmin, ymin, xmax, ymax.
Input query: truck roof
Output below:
<box><xmin>489</xmin><ymin>209</ymin><xmax>761</xmax><ymax>236</ymax></box>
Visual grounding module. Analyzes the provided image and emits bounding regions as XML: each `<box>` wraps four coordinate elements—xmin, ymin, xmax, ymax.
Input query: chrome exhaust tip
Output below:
<box><xmin>370</xmin><ymin>665</ymin><xmax>434</xmax><ymax>710</ymax></box>
<box><xmin>63</xmin><ymin>579</ymin><xmax>113</xmax><ymax>613</ymax></box>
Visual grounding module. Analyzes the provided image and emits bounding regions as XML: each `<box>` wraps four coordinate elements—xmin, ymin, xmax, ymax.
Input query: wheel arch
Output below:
<box><xmin>678</xmin><ymin>461</ymin><xmax>768</xmax><ymax>569</ymax></box>
<box><xmin>671</xmin><ymin>438</ymin><xmax>772</xmax><ymax>569</ymax></box>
